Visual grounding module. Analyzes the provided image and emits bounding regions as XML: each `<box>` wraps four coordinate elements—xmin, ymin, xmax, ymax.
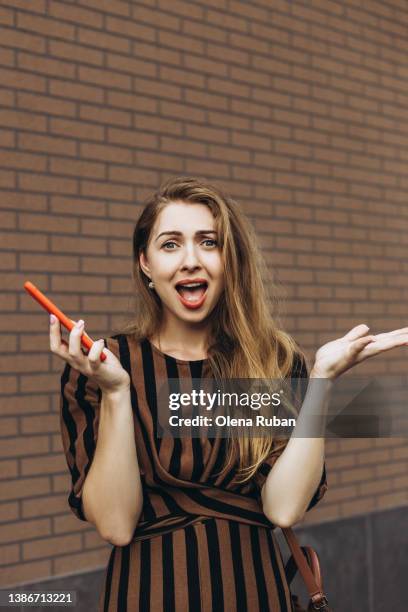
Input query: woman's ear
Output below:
<box><xmin>139</xmin><ymin>250</ymin><xmax>151</xmax><ymax>279</ymax></box>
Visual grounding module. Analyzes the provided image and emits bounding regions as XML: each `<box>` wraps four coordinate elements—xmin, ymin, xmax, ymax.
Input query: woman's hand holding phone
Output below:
<box><xmin>23</xmin><ymin>280</ymin><xmax>130</xmax><ymax>394</ymax></box>
<box><xmin>49</xmin><ymin>315</ymin><xmax>130</xmax><ymax>395</ymax></box>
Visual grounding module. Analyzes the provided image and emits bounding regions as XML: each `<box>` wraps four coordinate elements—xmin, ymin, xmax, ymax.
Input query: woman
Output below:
<box><xmin>52</xmin><ymin>176</ymin><xmax>408</xmax><ymax>611</ymax></box>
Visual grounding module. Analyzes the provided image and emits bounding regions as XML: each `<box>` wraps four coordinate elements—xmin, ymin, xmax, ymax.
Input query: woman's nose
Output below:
<box><xmin>181</xmin><ymin>244</ymin><xmax>201</xmax><ymax>268</ymax></box>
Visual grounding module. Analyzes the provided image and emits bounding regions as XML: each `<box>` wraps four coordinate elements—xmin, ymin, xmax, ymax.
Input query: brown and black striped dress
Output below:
<box><xmin>60</xmin><ymin>334</ymin><xmax>327</xmax><ymax>612</ymax></box>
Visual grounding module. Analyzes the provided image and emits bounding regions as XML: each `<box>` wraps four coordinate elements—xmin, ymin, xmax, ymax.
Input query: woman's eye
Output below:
<box><xmin>162</xmin><ymin>241</ymin><xmax>177</xmax><ymax>249</ymax></box>
<box><xmin>162</xmin><ymin>239</ymin><xmax>217</xmax><ymax>250</ymax></box>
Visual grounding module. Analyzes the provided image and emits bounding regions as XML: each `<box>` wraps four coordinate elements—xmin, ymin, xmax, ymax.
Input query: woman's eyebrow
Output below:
<box><xmin>155</xmin><ymin>230</ymin><xmax>217</xmax><ymax>242</ymax></box>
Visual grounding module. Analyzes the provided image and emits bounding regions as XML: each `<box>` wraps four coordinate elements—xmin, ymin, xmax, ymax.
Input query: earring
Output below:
<box><xmin>148</xmin><ymin>280</ymin><xmax>155</xmax><ymax>289</ymax></box>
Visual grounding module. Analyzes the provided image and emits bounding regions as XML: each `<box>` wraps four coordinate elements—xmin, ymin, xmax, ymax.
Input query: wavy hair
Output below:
<box><xmin>115</xmin><ymin>176</ymin><xmax>306</xmax><ymax>483</ymax></box>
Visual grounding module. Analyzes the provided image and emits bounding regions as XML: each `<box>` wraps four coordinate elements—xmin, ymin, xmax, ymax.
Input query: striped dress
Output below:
<box><xmin>60</xmin><ymin>334</ymin><xmax>327</xmax><ymax>612</ymax></box>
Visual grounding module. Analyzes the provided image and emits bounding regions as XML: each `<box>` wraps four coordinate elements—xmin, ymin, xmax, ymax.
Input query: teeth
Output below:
<box><xmin>177</xmin><ymin>282</ymin><xmax>205</xmax><ymax>288</ymax></box>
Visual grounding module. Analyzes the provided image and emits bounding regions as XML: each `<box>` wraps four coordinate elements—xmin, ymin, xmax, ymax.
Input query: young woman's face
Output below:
<box><xmin>140</xmin><ymin>201</ymin><xmax>224</xmax><ymax>324</ymax></box>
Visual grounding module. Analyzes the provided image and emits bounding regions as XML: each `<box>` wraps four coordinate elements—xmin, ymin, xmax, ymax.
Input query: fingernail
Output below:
<box><xmin>77</xmin><ymin>319</ymin><xmax>84</xmax><ymax>327</ymax></box>
<box><xmin>50</xmin><ymin>314</ymin><xmax>56</xmax><ymax>324</ymax></box>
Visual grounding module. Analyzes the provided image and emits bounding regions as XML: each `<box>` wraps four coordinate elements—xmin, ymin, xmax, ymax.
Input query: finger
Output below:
<box><xmin>349</xmin><ymin>336</ymin><xmax>373</xmax><ymax>363</ymax></box>
<box><xmin>385</xmin><ymin>326</ymin><xmax>408</xmax><ymax>336</ymax></box>
<box><xmin>343</xmin><ymin>324</ymin><xmax>370</xmax><ymax>341</ymax></box>
<box><xmin>88</xmin><ymin>339</ymin><xmax>105</xmax><ymax>369</ymax></box>
<box><xmin>50</xmin><ymin>314</ymin><xmax>68</xmax><ymax>357</ymax></box>
<box><xmin>68</xmin><ymin>319</ymin><xmax>86</xmax><ymax>361</ymax></box>
<box><xmin>370</xmin><ymin>327</ymin><xmax>408</xmax><ymax>342</ymax></box>
<box><xmin>365</xmin><ymin>334</ymin><xmax>408</xmax><ymax>353</ymax></box>
<box><xmin>349</xmin><ymin>335</ymin><xmax>375</xmax><ymax>354</ymax></box>
<box><xmin>355</xmin><ymin>335</ymin><xmax>408</xmax><ymax>363</ymax></box>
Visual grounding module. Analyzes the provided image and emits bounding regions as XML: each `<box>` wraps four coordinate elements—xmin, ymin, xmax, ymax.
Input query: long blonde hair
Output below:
<box><xmin>115</xmin><ymin>176</ymin><xmax>307</xmax><ymax>483</ymax></box>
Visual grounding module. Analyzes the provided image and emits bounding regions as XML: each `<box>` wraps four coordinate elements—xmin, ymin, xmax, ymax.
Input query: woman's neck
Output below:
<box><xmin>151</xmin><ymin>319</ymin><xmax>211</xmax><ymax>360</ymax></box>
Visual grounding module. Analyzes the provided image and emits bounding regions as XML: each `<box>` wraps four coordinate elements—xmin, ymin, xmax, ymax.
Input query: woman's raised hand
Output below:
<box><xmin>49</xmin><ymin>315</ymin><xmax>130</xmax><ymax>394</ymax></box>
<box><xmin>312</xmin><ymin>323</ymin><xmax>408</xmax><ymax>380</ymax></box>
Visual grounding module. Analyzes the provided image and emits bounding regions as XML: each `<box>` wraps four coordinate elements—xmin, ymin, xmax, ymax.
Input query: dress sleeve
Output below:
<box><xmin>254</xmin><ymin>352</ymin><xmax>328</xmax><ymax>511</ymax></box>
<box><xmin>59</xmin><ymin>360</ymin><xmax>102</xmax><ymax>522</ymax></box>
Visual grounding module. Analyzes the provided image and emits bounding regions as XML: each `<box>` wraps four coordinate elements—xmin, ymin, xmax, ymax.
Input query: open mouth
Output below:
<box><xmin>175</xmin><ymin>281</ymin><xmax>208</xmax><ymax>305</ymax></box>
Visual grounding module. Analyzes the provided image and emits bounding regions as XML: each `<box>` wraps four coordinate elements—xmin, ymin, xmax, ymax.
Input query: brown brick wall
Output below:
<box><xmin>0</xmin><ymin>0</ymin><xmax>407</xmax><ymax>587</ymax></box>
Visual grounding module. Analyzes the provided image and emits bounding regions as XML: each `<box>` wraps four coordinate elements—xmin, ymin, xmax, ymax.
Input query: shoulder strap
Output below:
<box><xmin>281</xmin><ymin>527</ymin><xmax>330</xmax><ymax>610</ymax></box>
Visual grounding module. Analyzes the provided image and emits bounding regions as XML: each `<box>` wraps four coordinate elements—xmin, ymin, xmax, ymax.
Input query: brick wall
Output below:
<box><xmin>0</xmin><ymin>0</ymin><xmax>407</xmax><ymax>588</ymax></box>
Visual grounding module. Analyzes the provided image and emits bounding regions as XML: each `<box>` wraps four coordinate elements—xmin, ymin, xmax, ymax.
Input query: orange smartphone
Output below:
<box><xmin>24</xmin><ymin>281</ymin><xmax>107</xmax><ymax>362</ymax></box>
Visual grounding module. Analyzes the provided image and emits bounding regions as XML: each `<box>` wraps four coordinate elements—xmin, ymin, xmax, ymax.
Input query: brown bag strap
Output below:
<box><xmin>282</xmin><ymin>527</ymin><xmax>330</xmax><ymax>610</ymax></box>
